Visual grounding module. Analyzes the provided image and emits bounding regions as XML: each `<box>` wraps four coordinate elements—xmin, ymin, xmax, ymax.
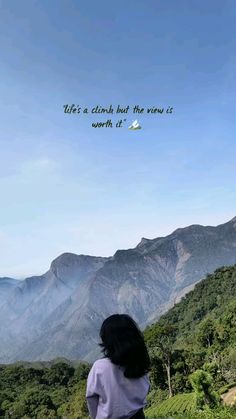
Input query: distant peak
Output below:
<box><xmin>50</xmin><ymin>252</ymin><xmax>98</xmax><ymax>266</ymax></box>
<box><xmin>136</xmin><ymin>237</ymin><xmax>152</xmax><ymax>249</ymax></box>
<box><xmin>50</xmin><ymin>253</ymin><xmax>109</xmax><ymax>275</ymax></box>
<box><xmin>171</xmin><ymin>224</ymin><xmax>203</xmax><ymax>235</ymax></box>
<box><xmin>140</xmin><ymin>237</ymin><xmax>150</xmax><ymax>244</ymax></box>
<box><xmin>51</xmin><ymin>252</ymin><xmax>80</xmax><ymax>267</ymax></box>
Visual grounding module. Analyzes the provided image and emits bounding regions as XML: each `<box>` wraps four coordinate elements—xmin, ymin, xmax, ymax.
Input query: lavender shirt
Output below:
<box><xmin>86</xmin><ymin>357</ymin><xmax>151</xmax><ymax>419</ymax></box>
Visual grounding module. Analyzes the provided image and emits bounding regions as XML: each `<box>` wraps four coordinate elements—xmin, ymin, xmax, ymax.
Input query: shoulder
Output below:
<box><xmin>87</xmin><ymin>358</ymin><xmax>112</xmax><ymax>382</ymax></box>
<box><xmin>92</xmin><ymin>357</ymin><xmax>112</xmax><ymax>370</ymax></box>
<box><xmin>91</xmin><ymin>357</ymin><xmax>120</xmax><ymax>376</ymax></box>
<box><xmin>95</xmin><ymin>357</ymin><xmax>111</xmax><ymax>364</ymax></box>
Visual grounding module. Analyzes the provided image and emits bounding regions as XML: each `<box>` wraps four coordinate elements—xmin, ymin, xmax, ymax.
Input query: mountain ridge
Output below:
<box><xmin>0</xmin><ymin>216</ymin><xmax>236</xmax><ymax>364</ymax></box>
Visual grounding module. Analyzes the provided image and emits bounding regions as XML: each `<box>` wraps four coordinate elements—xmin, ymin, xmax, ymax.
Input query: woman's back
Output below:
<box><xmin>86</xmin><ymin>314</ymin><xmax>151</xmax><ymax>418</ymax></box>
<box><xmin>86</xmin><ymin>356</ymin><xmax>150</xmax><ymax>419</ymax></box>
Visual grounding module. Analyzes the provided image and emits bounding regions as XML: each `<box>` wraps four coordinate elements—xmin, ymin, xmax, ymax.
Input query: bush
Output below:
<box><xmin>190</xmin><ymin>369</ymin><xmax>219</xmax><ymax>409</ymax></box>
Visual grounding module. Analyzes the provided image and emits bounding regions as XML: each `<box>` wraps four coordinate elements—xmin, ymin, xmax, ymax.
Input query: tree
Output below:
<box><xmin>57</xmin><ymin>380</ymin><xmax>89</xmax><ymax>418</ymax></box>
<box><xmin>42</xmin><ymin>362</ymin><xmax>74</xmax><ymax>386</ymax></box>
<box><xmin>144</xmin><ymin>322</ymin><xmax>177</xmax><ymax>397</ymax></box>
<box><xmin>197</xmin><ymin>318</ymin><xmax>215</xmax><ymax>348</ymax></box>
<box><xmin>74</xmin><ymin>362</ymin><xmax>91</xmax><ymax>381</ymax></box>
<box><xmin>148</xmin><ymin>355</ymin><xmax>166</xmax><ymax>390</ymax></box>
<box><xmin>4</xmin><ymin>387</ymin><xmax>56</xmax><ymax>418</ymax></box>
<box><xmin>190</xmin><ymin>369</ymin><xmax>219</xmax><ymax>409</ymax></box>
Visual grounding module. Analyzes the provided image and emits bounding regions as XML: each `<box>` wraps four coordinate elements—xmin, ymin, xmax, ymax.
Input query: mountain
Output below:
<box><xmin>0</xmin><ymin>253</ymin><xmax>109</xmax><ymax>362</ymax></box>
<box><xmin>0</xmin><ymin>277</ymin><xmax>19</xmax><ymax>307</ymax></box>
<box><xmin>0</xmin><ymin>216</ymin><xmax>236</xmax><ymax>364</ymax></box>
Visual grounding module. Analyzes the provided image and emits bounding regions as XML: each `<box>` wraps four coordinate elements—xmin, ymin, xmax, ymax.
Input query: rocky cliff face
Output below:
<box><xmin>0</xmin><ymin>277</ymin><xmax>19</xmax><ymax>307</ymax></box>
<box><xmin>0</xmin><ymin>217</ymin><xmax>236</xmax><ymax>364</ymax></box>
<box><xmin>0</xmin><ymin>254</ymin><xmax>108</xmax><ymax>362</ymax></box>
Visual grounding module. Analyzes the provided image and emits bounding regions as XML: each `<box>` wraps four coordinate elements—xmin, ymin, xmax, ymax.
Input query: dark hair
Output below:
<box><xmin>98</xmin><ymin>314</ymin><xmax>151</xmax><ymax>378</ymax></box>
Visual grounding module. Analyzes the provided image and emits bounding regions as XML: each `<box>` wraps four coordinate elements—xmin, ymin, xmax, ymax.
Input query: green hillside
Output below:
<box><xmin>146</xmin><ymin>392</ymin><xmax>196</xmax><ymax>416</ymax></box>
<box><xmin>144</xmin><ymin>263</ymin><xmax>236</xmax><ymax>381</ymax></box>
<box><xmin>154</xmin><ymin>264</ymin><xmax>236</xmax><ymax>346</ymax></box>
<box><xmin>143</xmin><ymin>264</ymin><xmax>236</xmax><ymax>418</ymax></box>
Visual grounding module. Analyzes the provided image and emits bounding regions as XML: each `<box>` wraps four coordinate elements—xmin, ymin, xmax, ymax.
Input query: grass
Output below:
<box><xmin>145</xmin><ymin>392</ymin><xmax>196</xmax><ymax>417</ymax></box>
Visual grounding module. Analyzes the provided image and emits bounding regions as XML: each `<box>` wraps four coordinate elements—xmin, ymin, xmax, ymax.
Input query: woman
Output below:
<box><xmin>86</xmin><ymin>314</ymin><xmax>151</xmax><ymax>419</ymax></box>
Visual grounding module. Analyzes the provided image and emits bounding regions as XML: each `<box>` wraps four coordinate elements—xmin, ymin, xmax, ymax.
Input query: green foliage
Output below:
<box><xmin>143</xmin><ymin>264</ymin><xmax>236</xmax><ymax>418</ymax></box>
<box><xmin>202</xmin><ymin>362</ymin><xmax>218</xmax><ymax>378</ymax></box>
<box><xmin>196</xmin><ymin>318</ymin><xmax>215</xmax><ymax>348</ymax></box>
<box><xmin>144</xmin><ymin>264</ymin><xmax>236</xmax><ymax>396</ymax></box>
<box><xmin>146</xmin><ymin>388</ymin><xmax>169</xmax><ymax>408</ymax></box>
<box><xmin>145</xmin><ymin>323</ymin><xmax>178</xmax><ymax>397</ymax></box>
<box><xmin>148</xmin><ymin>355</ymin><xmax>166</xmax><ymax>389</ymax></box>
<box><xmin>220</xmin><ymin>346</ymin><xmax>236</xmax><ymax>383</ymax></box>
<box><xmin>74</xmin><ymin>362</ymin><xmax>91</xmax><ymax>381</ymax></box>
<box><xmin>41</xmin><ymin>362</ymin><xmax>74</xmax><ymax>386</ymax></box>
<box><xmin>219</xmin><ymin>382</ymin><xmax>236</xmax><ymax>395</ymax></box>
<box><xmin>3</xmin><ymin>386</ymin><xmax>55</xmax><ymax>418</ymax></box>
<box><xmin>57</xmin><ymin>380</ymin><xmax>89</xmax><ymax>418</ymax></box>
<box><xmin>145</xmin><ymin>392</ymin><xmax>196</xmax><ymax>416</ymax></box>
<box><xmin>189</xmin><ymin>369</ymin><xmax>219</xmax><ymax>409</ymax></box>
<box><xmin>0</xmin><ymin>361</ymin><xmax>91</xmax><ymax>418</ymax></box>
<box><xmin>145</xmin><ymin>405</ymin><xmax>236</xmax><ymax>419</ymax></box>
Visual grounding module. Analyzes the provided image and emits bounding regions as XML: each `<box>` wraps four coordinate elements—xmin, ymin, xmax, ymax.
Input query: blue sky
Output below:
<box><xmin>0</xmin><ymin>0</ymin><xmax>236</xmax><ymax>278</ymax></box>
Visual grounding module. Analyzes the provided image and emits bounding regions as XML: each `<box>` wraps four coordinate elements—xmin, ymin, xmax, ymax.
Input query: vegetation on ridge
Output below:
<box><xmin>143</xmin><ymin>264</ymin><xmax>236</xmax><ymax>418</ymax></box>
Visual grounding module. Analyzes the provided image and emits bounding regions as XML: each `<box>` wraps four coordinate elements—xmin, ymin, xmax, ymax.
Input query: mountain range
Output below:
<box><xmin>0</xmin><ymin>216</ymin><xmax>236</xmax><ymax>364</ymax></box>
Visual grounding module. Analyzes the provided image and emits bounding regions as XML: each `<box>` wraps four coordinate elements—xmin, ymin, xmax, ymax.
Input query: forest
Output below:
<box><xmin>0</xmin><ymin>264</ymin><xmax>236</xmax><ymax>418</ymax></box>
